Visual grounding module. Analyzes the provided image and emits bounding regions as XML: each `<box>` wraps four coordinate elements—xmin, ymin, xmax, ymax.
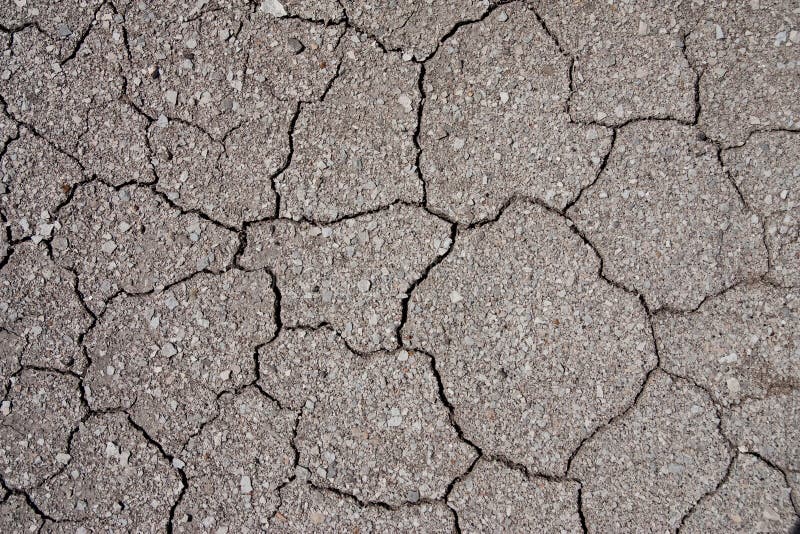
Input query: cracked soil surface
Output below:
<box><xmin>1</xmin><ymin>0</ymin><xmax>799</xmax><ymax>532</ymax></box>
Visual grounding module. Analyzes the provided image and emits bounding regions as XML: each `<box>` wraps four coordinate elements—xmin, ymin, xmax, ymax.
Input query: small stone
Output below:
<box><xmin>727</xmin><ymin>377</ymin><xmax>741</xmax><ymax>394</ymax></box>
<box><xmin>357</xmin><ymin>279</ymin><xmax>371</xmax><ymax>293</ymax></box>
<box><xmin>240</xmin><ymin>475</ymin><xmax>252</xmax><ymax>494</ymax></box>
<box><xmin>287</xmin><ymin>38</ymin><xmax>304</xmax><ymax>54</ymax></box>
<box><xmin>398</xmin><ymin>94</ymin><xmax>413</xmax><ymax>113</ymax></box>
<box><xmin>715</xmin><ymin>25</ymin><xmax>725</xmax><ymax>40</ymax></box>
<box><xmin>56</xmin><ymin>24</ymin><xmax>72</xmax><ymax>38</ymax></box>
<box><xmin>161</xmin><ymin>343</ymin><xmax>177</xmax><ymax>358</ymax></box>
<box><xmin>261</xmin><ymin>0</ymin><xmax>287</xmax><ymax>17</ymax></box>
<box><xmin>164</xmin><ymin>90</ymin><xmax>178</xmax><ymax>106</ymax></box>
<box><xmin>101</xmin><ymin>240</ymin><xmax>117</xmax><ymax>254</ymax></box>
<box><xmin>51</xmin><ymin>237</ymin><xmax>69</xmax><ymax>251</ymax></box>
<box><xmin>449</xmin><ymin>290</ymin><xmax>463</xmax><ymax>303</ymax></box>
<box><xmin>55</xmin><ymin>453</ymin><xmax>71</xmax><ymax>464</ymax></box>
<box><xmin>165</xmin><ymin>295</ymin><xmax>179</xmax><ymax>310</ymax></box>
<box><xmin>497</xmin><ymin>11</ymin><xmax>508</xmax><ymax>22</ymax></box>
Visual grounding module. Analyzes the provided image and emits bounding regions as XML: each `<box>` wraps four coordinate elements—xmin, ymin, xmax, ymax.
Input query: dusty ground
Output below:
<box><xmin>1</xmin><ymin>0</ymin><xmax>799</xmax><ymax>532</ymax></box>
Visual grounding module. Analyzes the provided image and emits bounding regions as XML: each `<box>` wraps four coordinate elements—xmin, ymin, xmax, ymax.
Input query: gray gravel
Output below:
<box><xmin>570</xmin><ymin>370</ymin><xmax>730</xmax><ymax>533</ymax></box>
<box><xmin>449</xmin><ymin>459</ymin><xmax>581</xmax><ymax>532</ymax></box>
<box><xmin>259</xmin><ymin>328</ymin><xmax>475</xmax><ymax>505</ymax></box>
<box><xmin>723</xmin><ymin>131</ymin><xmax>800</xmax><ymax>286</ymax></box>
<box><xmin>681</xmin><ymin>453</ymin><xmax>796</xmax><ymax>533</ymax></box>
<box><xmin>405</xmin><ymin>200</ymin><xmax>655</xmax><ymax>475</ymax></box>
<box><xmin>569</xmin><ymin>120</ymin><xmax>767</xmax><ymax>311</ymax></box>
<box><xmin>1</xmin><ymin>1</ymin><xmax>798</xmax><ymax>531</ymax></box>
<box><xmin>421</xmin><ymin>3</ymin><xmax>611</xmax><ymax>223</ymax></box>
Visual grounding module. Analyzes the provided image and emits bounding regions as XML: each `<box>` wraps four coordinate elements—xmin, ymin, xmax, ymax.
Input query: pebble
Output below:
<box><xmin>164</xmin><ymin>90</ymin><xmax>178</xmax><ymax>106</ymax></box>
<box><xmin>287</xmin><ymin>38</ymin><xmax>304</xmax><ymax>55</ymax></box>
<box><xmin>398</xmin><ymin>94</ymin><xmax>413</xmax><ymax>113</ymax></box>
<box><xmin>261</xmin><ymin>0</ymin><xmax>287</xmax><ymax>17</ymax></box>
<box><xmin>240</xmin><ymin>475</ymin><xmax>253</xmax><ymax>494</ymax></box>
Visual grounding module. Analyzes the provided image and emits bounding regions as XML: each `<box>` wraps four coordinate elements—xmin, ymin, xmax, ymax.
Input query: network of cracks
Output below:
<box><xmin>1</xmin><ymin>0</ymin><xmax>799</xmax><ymax>532</ymax></box>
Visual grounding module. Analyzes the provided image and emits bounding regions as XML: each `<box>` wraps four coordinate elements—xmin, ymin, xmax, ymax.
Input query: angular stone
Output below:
<box><xmin>259</xmin><ymin>328</ymin><xmax>475</xmax><ymax>505</ymax></box>
<box><xmin>278</xmin><ymin>35</ymin><xmax>422</xmax><ymax>222</ymax></box>
<box><xmin>0</xmin><ymin>370</ymin><xmax>85</xmax><ymax>490</ymax></box>
<box><xmin>173</xmin><ymin>388</ymin><xmax>295</xmax><ymax>532</ymax></box>
<box><xmin>723</xmin><ymin>131</ymin><xmax>800</xmax><ymax>286</ymax></box>
<box><xmin>240</xmin><ymin>204</ymin><xmax>451</xmax><ymax>352</ymax></box>
<box><xmin>30</xmin><ymin>413</ymin><xmax>182</xmax><ymax>530</ymax></box>
<box><xmin>449</xmin><ymin>459</ymin><xmax>582</xmax><ymax>532</ymax></box>
<box><xmin>656</xmin><ymin>283</ymin><xmax>800</xmax><ymax>407</ymax></box>
<box><xmin>420</xmin><ymin>3</ymin><xmax>612</xmax><ymax>223</ymax></box>
<box><xmin>687</xmin><ymin>3</ymin><xmax>800</xmax><ymax>145</ymax></box>
<box><xmin>570</xmin><ymin>371</ymin><xmax>730</xmax><ymax>533</ymax></box>
<box><xmin>340</xmin><ymin>0</ymin><xmax>489</xmax><ymax>59</ymax></box>
<box><xmin>279</xmin><ymin>0</ymin><xmax>344</xmax><ymax>22</ymax></box>
<box><xmin>272</xmin><ymin>479</ymin><xmax>454</xmax><ymax>532</ymax></box>
<box><xmin>0</xmin><ymin>241</ymin><xmax>91</xmax><ymax>371</ymax></box>
<box><xmin>681</xmin><ymin>454</ymin><xmax>796</xmax><ymax>533</ymax></box>
<box><xmin>534</xmin><ymin>0</ymin><xmax>702</xmax><ymax>124</ymax></box>
<box><xmin>404</xmin><ymin>200</ymin><xmax>655</xmax><ymax>475</ymax></box>
<box><xmin>85</xmin><ymin>269</ymin><xmax>276</xmax><ymax>455</ymax></box>
<box><xmin>569</xmin><ymin>121</ymin><xmax>767</xmax><ymax>310</ymax></box>
<box><xmin>1</xmin><ymin>129</ymin><xmax>84</xmax><ymax>241</ymax></box>
<box><xmin>52</xmin><ymin>182</ymin><xmax>238</xmax><ymax>314</ymax></box>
